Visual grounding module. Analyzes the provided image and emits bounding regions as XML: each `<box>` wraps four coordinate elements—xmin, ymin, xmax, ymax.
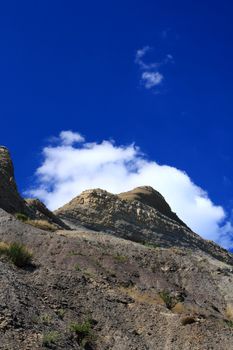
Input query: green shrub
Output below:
<box><xmin>56</xmin><ymin>309</ymin><xmax>65</xmax><ymax>319</ymax></box>
<box><xmin>142</xmin><ymin>242</ymin><xmax>159</xmax><ymax>248</ymax></box>
<box><xmin>114</xmin><ymin>254</ymin><xmax>128</xmax><ymax>263</ymax></box>
<box><xmin>15</xmin><ymin>213</ymin><xmax>28</xmax><ymax>222</ymax></box>
<box><xmin>6</xmin><ymin>242</ymin><xmax>32</xmax><ymax>267</ymax></box>
<box><xmin>42</xmin><ymin>331</ymin><xmax>60</xmax><ymax>347</ymax></box>
<box><xmin>225</xmin><ymin>320</ymin><xmax>233</xmax><ymax>327</ymax></box>
<box><xmin>159</xmin><ymin>291</ymin><xmax>174</xmax><ymax>309</ymax></box>
<box><xmin>69</xmin><ymin>319</ymin><xmax>93</xmax><ymax>345</ymax></box>
<box><xmin>40</xmin><ymin>313</ymin><xmax>52</xmax><ymax>325</ymax></box>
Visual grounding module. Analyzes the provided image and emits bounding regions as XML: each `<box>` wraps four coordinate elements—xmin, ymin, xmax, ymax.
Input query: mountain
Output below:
<box><xmin>0</xmin><ymin>147</ymin><xmax>233</xmax><ymax>350</ymax></box>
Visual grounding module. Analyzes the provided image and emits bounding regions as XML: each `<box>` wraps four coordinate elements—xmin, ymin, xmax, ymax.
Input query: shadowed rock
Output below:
<box><xmin>0</xmin><ymin>146</ymin><xmax>32</xmax><ymax>215</ymax></box>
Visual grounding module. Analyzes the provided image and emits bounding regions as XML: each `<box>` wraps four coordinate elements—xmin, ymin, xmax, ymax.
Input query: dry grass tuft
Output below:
<box><xmin>225</xmin><ymin>304</ymin><xmax>233</xmax><ymax>320</ymax></box>
<box><xmin>27</xmin><ymin>220</ymin><xmax>58</xmax><ymax>232</ymax></box>
<box><xmin>172</xmin><ymin>302</ymin><xmax>188</xmax><ymax>314</ymax></box>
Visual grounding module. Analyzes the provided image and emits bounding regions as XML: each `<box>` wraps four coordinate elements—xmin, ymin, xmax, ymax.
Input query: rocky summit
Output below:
<box><xmin>0</xmin><ymin>147</ymin><xmax>233</xmax><ymax>350</ymax></box>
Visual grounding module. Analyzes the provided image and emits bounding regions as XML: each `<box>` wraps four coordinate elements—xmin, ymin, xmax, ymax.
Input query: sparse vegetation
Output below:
<box><xmin>69</xmin><ymin>319</ymin><xmax>94</xmax><ymax>346</ymax></box>
<box><xmin>15</xmin><ymin>213</ymin><xmax>28</xmax><ymax>222</ymax></box>
<box><xmin>27</xmin><ymin>219</ymin><xmax>58</xmax><ymax>232</ymax></box>
<box><xmin>56</xmin><ymin>308</ymin><xmax>65</xmax><ymax>320</ymax></box>
<box><xmin>159</xmin><ymin>291</ymin><xmax>174</xmax><ymax>309</ymax></box>
<box><xmin>142</xmin><ymin>242</ymin><xmax>159</xmax><ymax>249</ymax></box>
<box><xmin>75</xmin><ymin>263</ymin><xmax>81</xmax><ymax>271</ymax></box>
<box><xmin>42</xmin><ymin>331</ymin><xmax>60</xmax><ymax>347</ymax></box>
<box><xmin>41</xmin><ymin>313</ymin><xmax>52</xmax><ymax>325</ymax></box>
<box><xmin>114</xmin><ymin>254</ymin><xmax>128</xmax><ymax>263</ymax></box>
<box><xmin>0</xmin><ymin>241</ymin><xmax>32</xmax><ymax>267</ymax></box>
<box><xmin>225</xmin><ymin>320</ymin><xmax>233</xmax><ymax>328</ymax></box>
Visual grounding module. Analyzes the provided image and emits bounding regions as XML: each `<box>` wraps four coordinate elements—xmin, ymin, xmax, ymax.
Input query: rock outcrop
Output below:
<box><xmin>0</xmin><ymin>146</ymin><xmax>31</xmax><ymax>215</ymax></box>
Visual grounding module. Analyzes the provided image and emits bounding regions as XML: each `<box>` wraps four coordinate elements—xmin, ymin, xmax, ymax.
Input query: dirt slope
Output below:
<box><xmin>0</xmin><ymin>209</ymin><xmax>233</xmax><ymax>350</ymax></box>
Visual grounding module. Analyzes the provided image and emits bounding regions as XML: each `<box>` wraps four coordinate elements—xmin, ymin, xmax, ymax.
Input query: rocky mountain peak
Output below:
<box><xmin>118</xmin><ymin>186</ymin><xmax>188</xmax><ymax>228</ymax></box>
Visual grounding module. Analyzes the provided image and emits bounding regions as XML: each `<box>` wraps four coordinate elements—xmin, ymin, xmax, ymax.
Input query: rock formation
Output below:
<box><xmin>55</xmin><ymin>188</ymin><xmax>232</xmax><ymax>264</ymax></box>
<box><xmin>0</xmin><ymin>146</ymin><xmax>31</xmax><ymax>215</ymax></box>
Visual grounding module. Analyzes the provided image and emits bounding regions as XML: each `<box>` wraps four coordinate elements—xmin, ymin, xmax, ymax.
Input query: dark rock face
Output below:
<box><xmin>0</xmin><ymin>147</ymin><xmax>69</xmax><ymax>229</ymax></box>
<box><xmin>0</xmin><ymin>147</ymin><xmax>31</xmax><ymax>215</ymax></box>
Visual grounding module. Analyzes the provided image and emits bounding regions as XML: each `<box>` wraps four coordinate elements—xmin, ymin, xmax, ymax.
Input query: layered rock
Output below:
<box><xmin>118</xmin><ymin>186</ymin><xmax>188</xmax><ymax>228</ymax></box>
<box><xmin>55</xmin><ymin>187</ymin><xmax>233</xmax><ymax>264</ymax></box>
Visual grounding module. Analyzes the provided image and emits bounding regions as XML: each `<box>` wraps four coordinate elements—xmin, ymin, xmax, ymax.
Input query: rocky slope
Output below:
<box><xmin>0</xmin><ymin>147</ymin><xmax>233</xmax><ymax>350</ymax></box>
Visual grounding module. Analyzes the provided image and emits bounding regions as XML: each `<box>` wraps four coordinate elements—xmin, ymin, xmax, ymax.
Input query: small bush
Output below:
<box><xmin>6</xmin><ymin>242</ymin><xmax>32</xmax><ymax>267</ymax></box>
<box><xmin>114</xmin><ymin>254</ymin><xmax>128</xmax><ymax>263</ymax></box>
<box><xmin>181</xmin><ymin>316</ymin><xmax>196</xmax><ymax>326</ymax></box>
<box><xmin>225</xmin><ymin>320</ymin><xmax>233</xmax><ymax>327</ymax></box>
<box><xmin>159</xmin><ymin>291</ymin><xmax>174</xmax><ymax>309</ymax></box>
<box><xmin>70</xmin><ymin>320</ymin><xmax>93</xmax><ymax>345</ymax></box>
<box><xmin>142</xmin><ymin>242</ymin><xmax>159</xmax><ymax>248</ymax></box>
<box><xmin>42</xmin><ymin>331</ymin><xmax>60</xmax><ymax>347</ymax></box>
<box><xmin>75</xmin><ymin>264</ymin><xmax>81</xmax><ymax>271</ymax></box>
<box><xmin>56</xmin><ymin>309</ymin><xmax>65</xmax><ymax>319</ymax></box>
<box><xmin>15</xmin><ymin>213</ymin><xmax>28</xmax><ymax>222</ymax></box>
<box><xmin>27</xmin><ymin>220</ymin><xmax>57</xmax><ymax>232</ymax></box>
<box><xmin>41</xmin><ymin>313</ymin><xmax>52</xmax><ymax>325</ymax></box>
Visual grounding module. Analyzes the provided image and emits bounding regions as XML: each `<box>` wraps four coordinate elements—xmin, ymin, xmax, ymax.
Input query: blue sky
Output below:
<box><xmin>1</xmin><ymin>1</ymin><xmax>233</xmax><ymax>247</ymax></box>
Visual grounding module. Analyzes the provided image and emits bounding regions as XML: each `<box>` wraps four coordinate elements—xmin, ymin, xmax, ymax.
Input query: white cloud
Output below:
<box><xmin>141</xmin><ymin>72</ymin><xmax>164</xmax><ymax>89</ymax></box>
<box><xmin>135</xmin><ymin>46</ymin><xmax>173</xmax><ymax>90</ymax></box>
<box><xmin>28</xmin><ymin>131</ymin><xmax>233</xmax><ymax>249</ymax></box>
<box><xmin>59</xmin><ymin>130</ymin><xmax>85</xmax><ymax>145</ymax></box>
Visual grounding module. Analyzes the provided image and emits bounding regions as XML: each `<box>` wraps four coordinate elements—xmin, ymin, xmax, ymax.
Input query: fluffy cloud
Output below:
<box><xmin>28</xmin><ymin>131</ymin><xmax>233</xmax><ymax>249</ymax></box>
<box><xmin>59</xmin><ymin>130</ymin><xmax>85</xmax><ymax>145</ymax></box>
